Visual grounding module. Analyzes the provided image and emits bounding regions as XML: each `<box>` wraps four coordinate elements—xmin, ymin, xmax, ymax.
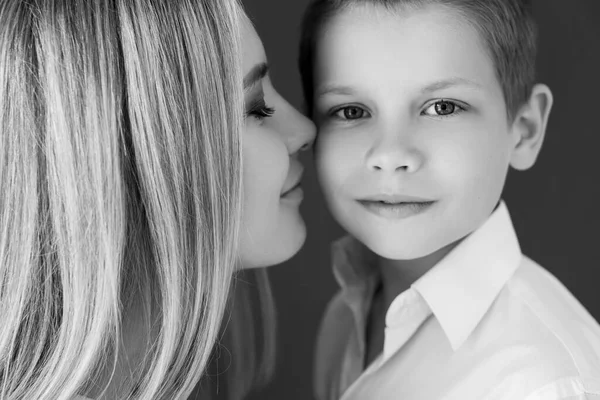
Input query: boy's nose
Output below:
<box><xmin>366</xmin><ymin>138</ymin><xmax>423</xmax><ymax>173</ymax></box>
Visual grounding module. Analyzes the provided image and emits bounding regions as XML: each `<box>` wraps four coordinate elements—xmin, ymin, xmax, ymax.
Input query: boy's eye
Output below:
<box><xmin>422</xmin><ymin>100</ymin><xmax>464</xmax><ymax>117</ymax></box>
<box><xmin>333</xmin><ymin>106</ymin><xmax>370</xmax><ymax>120</ymax></box>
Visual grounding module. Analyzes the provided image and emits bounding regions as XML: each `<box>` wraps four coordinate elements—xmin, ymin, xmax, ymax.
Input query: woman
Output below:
<box><xmin>0</xmin><ymin>0</ymin><xmax>314</xmax><ymax>399</ymax></box>
<box><xmin>196</xmin><ymin>13</ymin><xmax>317</xmax><ymax>400</ymax></box>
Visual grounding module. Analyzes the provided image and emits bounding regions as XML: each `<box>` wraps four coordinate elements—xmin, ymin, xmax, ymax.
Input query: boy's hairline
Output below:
<box><xmin>306</xmin><ymin>0</ymin><xmax>529</xmax><ymax>123</ymax></box>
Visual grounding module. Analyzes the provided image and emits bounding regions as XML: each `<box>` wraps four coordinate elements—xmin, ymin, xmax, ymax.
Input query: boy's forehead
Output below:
<box><xmin>314</xmin><ymin>4</ymin><xmax>500</xmax><ymax>96</ymax></box>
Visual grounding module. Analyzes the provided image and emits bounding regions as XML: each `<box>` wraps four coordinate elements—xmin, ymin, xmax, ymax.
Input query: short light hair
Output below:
<box><xmin>299</xmin><ymin>0</ymin><xmax>538</xmax><ymax>121</ymax></box>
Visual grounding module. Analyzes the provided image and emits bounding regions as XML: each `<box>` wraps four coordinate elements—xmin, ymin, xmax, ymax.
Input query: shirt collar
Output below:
<box><xmin>412</xmin><ymin>201</ymin><xmax>522</xmax><ymax>350</ymax></box>
<box><xmin>332</xmin><ymin>235</ymin><xmax>378</xmax><ymax>294</ymax></box>
<box><xmin>331</xmin><ymin>235</ymin><xmax>380</xmax><ymax>355</ymax></box>
<box><xmin>331</xmin><ymin>201</ymin><xmax>522</xmax><ymax>352</ymax></box>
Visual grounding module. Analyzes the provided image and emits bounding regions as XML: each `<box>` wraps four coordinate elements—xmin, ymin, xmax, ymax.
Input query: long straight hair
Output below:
<box><xmin>199</xmin><ymin>268</ymin><xmax>276</xmax><ymax>400</ymax></box>
<box><xmin>0</xmin><ymin>0</ymin><xmax>244</xmax><ymax>398</ymax></box>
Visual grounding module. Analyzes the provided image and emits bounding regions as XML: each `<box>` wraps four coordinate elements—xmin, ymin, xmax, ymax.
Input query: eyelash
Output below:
<box><xmin>330</xmin><ymin>104</ymin><xmax>370</xmax><ymax>121</ymax></box>
<box><xmin>246</xmin><ymin>100</ymin><xmax>275</xmax><ymax>121</ymax></box>
<box><xmin>329</xmin><ymin>99</ymin><xmax>467</xmax><ymax>121</ymax></box>
<box><xmin>421</xmin><ymin>99</ymin><xmax>466</xmax><ymax>118</ymax></box>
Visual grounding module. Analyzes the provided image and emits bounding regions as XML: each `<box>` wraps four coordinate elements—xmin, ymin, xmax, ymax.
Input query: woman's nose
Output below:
<box><xmin>278</xmin><ymin>100</ymin><xmax>316</xmax><ymax>154</ymax></box>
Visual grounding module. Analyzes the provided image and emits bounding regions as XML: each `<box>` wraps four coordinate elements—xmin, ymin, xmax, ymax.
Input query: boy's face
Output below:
<box><xmin>313</xmin><ymin>4</ymin><xmax>521</xmax><ymax>260</ymax></box>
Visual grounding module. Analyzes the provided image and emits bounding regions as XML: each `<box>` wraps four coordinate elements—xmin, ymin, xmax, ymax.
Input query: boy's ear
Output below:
<box><xmin>509</xmin><ymin>83</ymin><xmax>553</xmax><ymax>171</ymax></box>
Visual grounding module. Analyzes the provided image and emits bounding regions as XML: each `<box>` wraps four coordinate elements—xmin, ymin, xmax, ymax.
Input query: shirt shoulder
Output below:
<box><xmin>522</xmin><ymin>377</ymin><xmax>600</xmax><ymax>400</ymax></box>
<box><xmin>500</xmin><ymin>256</ymin><xmax>600</xmax><ymax>395</ymax></box>
<box><xmin>314</xmin><ymin>290</ymin><xmax>354</xmax><ymax>400</ymax></box>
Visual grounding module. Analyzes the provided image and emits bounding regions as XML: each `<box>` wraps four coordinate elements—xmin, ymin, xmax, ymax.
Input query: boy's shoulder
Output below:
<box><xmin>487</xmin><ymin>255</ymin><xmax>600</xmax><ymax>392</ymax></box>
<box><xmin>314</xmin><ymin>255</ymin><xmax>600</xmax><ymax>399</ymax></box>
<box><xmin>507</xmin><ymin>256</ymin><xmax>600</xmax><ymax>350</ymax></box>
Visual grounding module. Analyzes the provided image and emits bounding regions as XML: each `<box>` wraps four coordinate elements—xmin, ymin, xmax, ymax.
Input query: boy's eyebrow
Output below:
<box><xmin>315</xmin><ymin>84</ymin><xmax>357</xmax><ymax>98</ymax></box>
<box><xmin>421</xmin><ymin>77</ymin><xmax>482</xmax><ymax>93</ymax></box>
<box><xmin>315</xmin><ymin>77</ymin><xmax>481</xmax><ymax>97</ymax></box>
<box><xmin>244</xmin><ymin>62</ymin><xmax>269</xmax><ymax>90</ymax></box>
<box><xmin>316</xmin><ymin>78</ymin><xmax>482</xmax><ymax>98</ymax></box>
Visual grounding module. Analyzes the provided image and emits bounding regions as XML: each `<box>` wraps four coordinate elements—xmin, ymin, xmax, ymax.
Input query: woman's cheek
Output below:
<box><xmin>239</xmin><ymin>134</ymin><xmax>286</xmax><ymax>266</ymax></box>
<box><xmin>244</xmin><ymin>128</ymin><xmax>287</xmax><ymax>196</ymax></box>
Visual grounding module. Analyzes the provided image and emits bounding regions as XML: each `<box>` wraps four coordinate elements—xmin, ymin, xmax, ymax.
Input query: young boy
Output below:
<box><xmin>299</xmin><ymin>0</ymin><xmax>600</xmax><ymax>399</ymax></box>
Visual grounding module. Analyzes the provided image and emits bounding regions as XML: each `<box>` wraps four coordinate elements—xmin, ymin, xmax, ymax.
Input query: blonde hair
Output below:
<box><xmin>0</xmin><ymin>0</ymin><xmax>244</xmax><ymax>398</ymax></box>
<box><xmin>201</xmin><ymin>269</ymin><xmax>276</xmax><ymax>400</ymax></box>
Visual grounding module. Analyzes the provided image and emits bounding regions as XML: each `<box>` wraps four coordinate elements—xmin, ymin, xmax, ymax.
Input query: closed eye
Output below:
<box><xmin>245</xmin><ymin>97</ymin><xmax>275</xmax><ymax>122</ymax></box>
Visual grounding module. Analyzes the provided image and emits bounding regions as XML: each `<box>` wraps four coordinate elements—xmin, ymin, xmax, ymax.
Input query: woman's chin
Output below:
<box><xmin>238</xmin><ymin>218</ymin><xmax>307</xmax><ymax>269</ymax></box>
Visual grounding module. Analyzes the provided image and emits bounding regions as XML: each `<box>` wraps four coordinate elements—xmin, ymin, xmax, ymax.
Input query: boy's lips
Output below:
<box><xmin>357</xmin><ymin>193</ymin><xmax>434</xmax><ymax>204</ymax></box>
<box><xmin>356</xmin><ymin>194</ymin><xmax>436</xmax><ymax>219</ymax></box>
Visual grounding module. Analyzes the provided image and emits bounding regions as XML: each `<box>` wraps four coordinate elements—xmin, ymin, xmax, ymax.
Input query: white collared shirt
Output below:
<box><xmin>314</xmin><ymin>202</ymin><xmax>600</xmax><ymax>400</ymax></box>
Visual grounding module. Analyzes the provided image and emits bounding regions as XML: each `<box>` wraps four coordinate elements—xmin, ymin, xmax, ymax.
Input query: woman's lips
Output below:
<box><xmin>281</xmin><ymin>179</ymin><xmax>302</xmax><ymax>198</ymax></box>
<box><xmin>357</xmin><ymin>197</ymin><xmax>435</xmax><ymax>219</ymax></box>
<box><xmin>281</xmin><ymin>184</ymin><xmax>303</xmax><ymax>202</ymax></box>
<box><xmin>281</xmin><ymin>164</ymin><xmax>304</xmax><ymax>198</ymax></box>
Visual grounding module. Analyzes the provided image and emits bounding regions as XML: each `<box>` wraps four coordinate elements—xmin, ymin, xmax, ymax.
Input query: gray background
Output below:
<box><xmin>242</xmin><ymin>1</ymin><xmax>600</xmax><ymax>399</ymax></box>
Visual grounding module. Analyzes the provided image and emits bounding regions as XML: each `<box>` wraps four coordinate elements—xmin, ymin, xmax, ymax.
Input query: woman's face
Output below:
<box><xmin>238</xmin><ymin>17</ymin><xmax>316</xmax><ymax>269</ymax></box>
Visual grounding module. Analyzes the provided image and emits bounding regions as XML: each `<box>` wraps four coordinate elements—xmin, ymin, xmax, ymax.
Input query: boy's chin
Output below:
<box><xmin>359</xmin><ymin>233</ymin><xmax>451</xmax><ymax>262</ymax></box>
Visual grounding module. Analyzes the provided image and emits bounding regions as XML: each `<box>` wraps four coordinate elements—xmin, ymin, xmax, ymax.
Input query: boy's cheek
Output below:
<box><xmin>315</xmin><ymin>154</ymin><xmax>343</xmax><ymax>189</ymax></box>
<box><xmin>314</xmin><ymin>131</ymin><xmax>339</xmax><ymax>165</ymax></box>
<box><xmin>315</xmin><ymin>140</ymin><xmax>354</xmax><ymax>192</ymax></box>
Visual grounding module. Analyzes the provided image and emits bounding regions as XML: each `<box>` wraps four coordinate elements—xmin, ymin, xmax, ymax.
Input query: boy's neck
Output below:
<box><xmin>377</xmin><ymin>239</ymin><xmax>460</xmax><ymax>313</ymax></box>
<box><xmin>375</xmin><ymin>201</ymin><xmax>501</xmax><ymax>310</ymax></box>
<box><xmin>364</xmin><ymin>240</ymin><xmax>460</xmax><ymax>368</ymax></box>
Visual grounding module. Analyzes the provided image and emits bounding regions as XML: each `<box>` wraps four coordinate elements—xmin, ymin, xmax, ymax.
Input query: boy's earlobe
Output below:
<box><xmin>509</xmin><ymin>83</ymin><xmax>554</xmax><ymax>171</ymax></box>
